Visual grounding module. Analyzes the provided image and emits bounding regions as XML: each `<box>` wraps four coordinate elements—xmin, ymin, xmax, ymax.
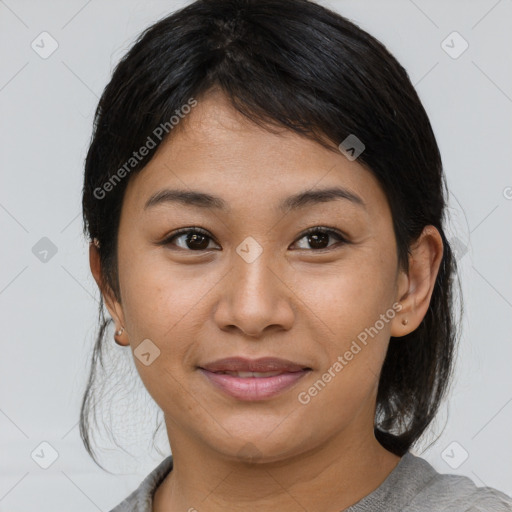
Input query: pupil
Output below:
<box><xmin>187</xmin><ymin>233</ymin><xmax>208</xmax><ymax>250</ymax></box>
<box><xmin>309</xmin><ymin>232</ymin><xmax>328</xmax><ymax>249</ymax></box>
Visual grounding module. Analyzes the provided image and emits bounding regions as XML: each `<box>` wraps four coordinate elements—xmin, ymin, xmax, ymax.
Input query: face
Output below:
<box><xmin>99</xmin><ymin>91</ymin><xmax>411</xmax><ymax>463</ymax></box>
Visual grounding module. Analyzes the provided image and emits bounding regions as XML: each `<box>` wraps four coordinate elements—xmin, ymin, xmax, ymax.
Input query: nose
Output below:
<box><xmin>213</xmin><ymin>251</ymin><xmax>295</xmax><ymax>338</ymax></box>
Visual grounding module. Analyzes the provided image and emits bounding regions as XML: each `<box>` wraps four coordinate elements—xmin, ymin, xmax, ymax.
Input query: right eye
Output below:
<box><xmin>159</xmin><ymin>227</ymin><xmax>221</xmax><ymax>251</ymax></box>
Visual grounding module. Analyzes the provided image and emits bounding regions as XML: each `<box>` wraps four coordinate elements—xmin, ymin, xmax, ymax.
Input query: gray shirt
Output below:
<box><xmin>109</xmin><ymin>451</ymin><xmax>512</xmax><ymax>511</ymax></box>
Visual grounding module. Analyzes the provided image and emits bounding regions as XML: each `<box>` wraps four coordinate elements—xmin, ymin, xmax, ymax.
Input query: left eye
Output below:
<box><xmin>292</xmin><ymin>227</ymin><xmax>347</xmax><ymax>251</ymax></box>
<box><xmin>160</xmin><ymin>227</ymin><xmax>347</xmax><ymax>252</ymax></box>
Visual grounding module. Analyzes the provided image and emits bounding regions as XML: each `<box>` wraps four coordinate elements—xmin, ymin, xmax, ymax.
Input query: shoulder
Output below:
<box><xmin>108</xmin><ymin>455</ymin><xmax>174</xmax><ymax>512</ymax></box>
<box><xmin>404</xmin><ymin>453</ymin><xmax>512</xmax><ymax>512</ymax></box>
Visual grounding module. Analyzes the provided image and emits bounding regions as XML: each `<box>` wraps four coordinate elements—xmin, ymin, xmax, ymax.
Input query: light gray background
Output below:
<box><xmin>1</xmin><ymin>0</ymin><xmax>511</xmax><ymax>510</ymax></box>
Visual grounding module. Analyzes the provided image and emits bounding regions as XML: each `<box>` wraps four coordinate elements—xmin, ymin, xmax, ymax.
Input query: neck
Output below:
<box><xmin>153</xmin><ymin>423</ymin><xmax>401</xmax><ymax>512</ymax></box>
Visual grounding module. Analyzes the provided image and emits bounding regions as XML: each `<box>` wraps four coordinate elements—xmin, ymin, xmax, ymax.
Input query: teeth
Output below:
<box><xmin>220</xmin><ymin>371</ymin><xmax>284</xmax><ymax>378</ymax></box>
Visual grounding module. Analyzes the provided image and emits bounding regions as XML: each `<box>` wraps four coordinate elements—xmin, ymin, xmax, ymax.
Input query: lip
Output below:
<box><xmin>198</xmin><ymin>357</ymin><xmax>312</xmax><ymax>401</ymax></box>
<box><xmin>198</xmin><ymin>368</ymin><xmax>311</xmax><ymax>401</ymax></box>
<box><xmin>199</xmin><ymin>356</ymin><xmax>311</xmax><ymax>373</ymax></box>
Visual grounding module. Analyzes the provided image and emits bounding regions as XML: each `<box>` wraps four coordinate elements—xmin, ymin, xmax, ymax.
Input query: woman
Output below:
<box><xmin>80</xmin><ymin>0</ymin><xmax>512</xmax><ymax>510</ymax></box>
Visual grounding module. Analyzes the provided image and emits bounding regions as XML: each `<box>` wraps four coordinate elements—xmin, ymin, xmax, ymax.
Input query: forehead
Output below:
<box><xmin>122</xmin><ymin>92</ymin><xmax>387</xmax><ymax>218</ymax></box>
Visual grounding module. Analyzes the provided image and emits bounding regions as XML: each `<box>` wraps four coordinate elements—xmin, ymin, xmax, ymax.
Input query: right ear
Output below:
<box><xmin>89</xmin><ymin>241</ymin><xmax>128</xmax><ymax>345</ymax></box>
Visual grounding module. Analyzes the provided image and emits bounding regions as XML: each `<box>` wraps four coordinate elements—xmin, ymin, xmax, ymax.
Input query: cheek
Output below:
<box><xmin>296</xmin><ymin>255</ymin><xmax>395</xmax><ymax>338</ymax></box>
<box><xmin>117</xmin><ymin>255</ymin><xmax>221</xmax><ymax>389</ymax></box>
<box><xmin>118</xmin><ymin>262</ymin><xmax>202</xmax><ymax>412</ymax></box>
<box><xmin>292</xmin><ymin>269</ymin><xmax>394</xmax><ymax>422</ymax></box>
<box><xmin>291</xmin><ymin>252</ymin><xmax>397</xmax><ymax>396</ymax></box>
<box><xmin>119</xmin><ymin>249</ymin><xmax>212</xmax><ymax>338</ymax></box>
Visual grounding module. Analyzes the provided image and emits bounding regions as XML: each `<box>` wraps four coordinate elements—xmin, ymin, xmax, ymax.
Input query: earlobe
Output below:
<box><xmin>113</xmin><ymin>326</ymin><xmax>127</xmax><ymax>346</ymax></box>
<box><xmin>391</xmin><ymin>225</ymin><xmax>443</xmax><ymax>337</ymax></box>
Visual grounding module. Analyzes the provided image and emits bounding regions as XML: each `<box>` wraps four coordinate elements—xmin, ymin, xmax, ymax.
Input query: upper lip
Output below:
<box><xmin>199</xmin><ymin>357</ymin><xmax>311</xmax><ymax>373</ymax></box>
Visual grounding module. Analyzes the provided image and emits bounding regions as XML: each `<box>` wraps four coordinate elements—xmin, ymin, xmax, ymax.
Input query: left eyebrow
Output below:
<box><xmin>143</xmin><ymin>186</ymin><xmax>366</xmax><ymax>213</ymax></box>
<box><xmin>278</xmin><ymin>187</ymin><xmax>366</xmax><ymax>212</ymax></box>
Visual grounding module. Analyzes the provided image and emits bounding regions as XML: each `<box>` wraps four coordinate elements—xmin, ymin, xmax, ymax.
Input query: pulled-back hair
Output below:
<box><xmin>81</xmin><ymin>0</ymin><xmax>460</xmax><ymax>467</ymax></box>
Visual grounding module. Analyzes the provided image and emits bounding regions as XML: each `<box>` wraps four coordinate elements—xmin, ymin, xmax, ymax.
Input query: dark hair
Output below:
<box><xmin>81</xmin><ymin>0</ymin><xmax>461</xmax><ymax>468</ymax></box>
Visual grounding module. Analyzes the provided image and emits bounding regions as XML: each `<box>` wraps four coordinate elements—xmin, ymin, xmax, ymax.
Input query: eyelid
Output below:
<box><xmin>296</xmin><ymin>226</ymin><xmax>347</xmax><ymax>241</ymax></box>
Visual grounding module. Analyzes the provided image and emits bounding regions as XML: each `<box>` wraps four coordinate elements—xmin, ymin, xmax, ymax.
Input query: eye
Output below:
<box><xmin>291</xmin><ymin>227</ymin><xmax>348</xmax><ymax>251</ymax></box>
<box><xmin>160</xmin><ymin>227</ymin><xmax>220</xmax><ymax>251</ymax></box>
<box><xmin>159</xmin><ymin>226</ymin><xmax>348</xmax><ymax>252</ymax></box>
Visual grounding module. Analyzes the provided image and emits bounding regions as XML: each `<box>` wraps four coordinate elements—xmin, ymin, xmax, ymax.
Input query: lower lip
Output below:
<box><xmin>198</xmin><ymin>369</ymin><xmax>310</xmax><ymax>401</ymax></box>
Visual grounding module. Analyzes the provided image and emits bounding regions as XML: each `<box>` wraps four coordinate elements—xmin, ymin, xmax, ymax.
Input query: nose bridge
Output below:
<box><xmin>214</xmin><ymin>235</ymin><xmax>294</xmax><ymax>336</ymax></box>
<box><xmin>232</xmin><ymin>237</ymin><xmax>279</xmax><ymax>304</ymax></box>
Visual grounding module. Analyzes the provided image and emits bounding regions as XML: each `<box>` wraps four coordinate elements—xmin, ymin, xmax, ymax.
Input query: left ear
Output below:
<box><xmin>391</xmin><ymin>225</ymin><xmax>444</xmax><ymax>337</ymax></box>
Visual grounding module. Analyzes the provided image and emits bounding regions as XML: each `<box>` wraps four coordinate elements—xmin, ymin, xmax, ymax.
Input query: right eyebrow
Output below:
<box><xmin>144</xmin><ymin>189</ymin><xmax>230</xmax><ymax>212</ymax></box>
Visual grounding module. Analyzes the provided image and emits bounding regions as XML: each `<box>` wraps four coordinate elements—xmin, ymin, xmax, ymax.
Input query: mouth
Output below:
<box><xmin>197</xmin><ymin>357</ymin><xmax>312</xmax><ymax>401</ymax></box>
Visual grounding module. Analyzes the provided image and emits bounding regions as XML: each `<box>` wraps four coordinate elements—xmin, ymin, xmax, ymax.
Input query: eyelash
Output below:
<box><xmin>158</xmin><ymin>226</ymin><xmax>349</xmax><ymax>252</ymax></box>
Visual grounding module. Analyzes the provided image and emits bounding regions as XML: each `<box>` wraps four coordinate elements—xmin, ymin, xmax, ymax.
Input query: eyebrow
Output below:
<box><xmin>143</xmin><ymin>186</ymin><xmax>366</xmax><ymax>212</ymax></box>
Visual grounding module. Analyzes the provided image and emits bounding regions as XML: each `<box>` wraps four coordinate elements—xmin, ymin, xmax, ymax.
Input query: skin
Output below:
<box><xmin>90</xmin><ymin>90</ymin><xmax>443</xmax><ymax>511</ymax></box>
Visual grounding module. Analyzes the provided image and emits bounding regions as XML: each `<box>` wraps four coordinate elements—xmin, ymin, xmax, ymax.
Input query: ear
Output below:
<box><xmin>89</xmin><ymin>241</ymin><xmax>129</xmax><ymax>346</ymax></box>
<box><xmin>391</xmin><ymin>225</ymin><xmax>444</xmax><ymax>337</ymax></box>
